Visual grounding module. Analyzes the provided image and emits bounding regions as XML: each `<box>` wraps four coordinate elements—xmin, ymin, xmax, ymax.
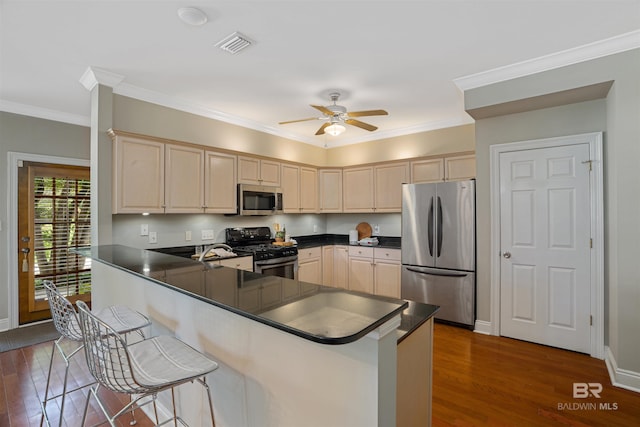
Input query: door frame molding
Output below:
<box><xmin>6</xmin><ymin>152</ymin><xmax>89</xmax><ymax>329</ymax></box>
<box><xmin>489</xmin><ymin>132</ymin><xmax>604</xmax><ymax>358</ymax></box>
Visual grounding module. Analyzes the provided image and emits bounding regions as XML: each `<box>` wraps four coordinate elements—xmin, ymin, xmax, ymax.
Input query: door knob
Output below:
<box><xmin>503</xmin><ymin>251</ymin><xmax>511</xmax><ymax>259</ymax></box>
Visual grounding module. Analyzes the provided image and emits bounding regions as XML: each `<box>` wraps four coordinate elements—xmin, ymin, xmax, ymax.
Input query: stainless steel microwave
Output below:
<box><xmin>238</xmin><ymin>184</ymin><xmax>283</xmax><ymax>215</ymax></box>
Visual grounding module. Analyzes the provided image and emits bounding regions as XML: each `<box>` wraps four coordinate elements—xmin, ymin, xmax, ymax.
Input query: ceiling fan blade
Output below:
<box><xmin>347</xmin><ymin>109</ymin><xmax>388</xmax><ymax>118</ymax></box>
<box><xmin>311</xmin><ymin>104</ymin><xmax>335</xmax><ymax>116</ymax></box>
<box><xmin>279</xmin><ymin>117</ymin><xmax>320</xmax><ymax>125</ymax></box>
<box><xmin>315</xmin><ymin>123</ymin><xmax>330</xmax><ymax>135</ymax></box>
<box><xmin>345</xmin><ymin>119</ymin><xmax>378</xmax><ymax>132</ymax></box>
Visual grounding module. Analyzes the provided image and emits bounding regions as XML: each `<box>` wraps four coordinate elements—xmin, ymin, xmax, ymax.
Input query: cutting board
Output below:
<box><xmin>356</xmin><ymin>222</ymin><xmax>372</xmax><ymax>240</ymax></box>
<box><xmin>272</xmin><ymin>241</ymin><xmax>294</xmax><ymax>246</ymax></box>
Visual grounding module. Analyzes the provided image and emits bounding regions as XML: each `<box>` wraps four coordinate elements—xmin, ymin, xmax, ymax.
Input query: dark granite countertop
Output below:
<box><xmin>77</xmin><ymin>245</ymin><xmax>413</xmax><ymax>345</ymax></box>
<box><xmin>294</xmin><ymin>233</ymin><xmax>401</xmax><ymax>249</ymax></box>
<box><xmin>397</xmin><ymin>301</ymin><xmax>440</xmax><ymax>343</ymax></box>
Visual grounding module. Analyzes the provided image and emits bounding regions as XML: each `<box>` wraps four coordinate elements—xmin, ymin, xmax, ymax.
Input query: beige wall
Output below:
<box><xmin>326</xmin><ymin>124</ymin><xmax>475</xmax><ymax>166</ymax></box>
<box><xmin>466</xmin><ymin>48</ymin><xmax>640</xmax><ymax>375</ymax></box>
<box><xmin>0</xmin><ymin>112</ymin><xmax>90</xmax><ymax>320</ymax></box>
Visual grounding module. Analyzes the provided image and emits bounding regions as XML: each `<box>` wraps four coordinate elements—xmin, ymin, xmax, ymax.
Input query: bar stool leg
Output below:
<box><xmin>39</xmin><ymin>339</ymin><xmax>58</xmax><ymax>427</ymax></box>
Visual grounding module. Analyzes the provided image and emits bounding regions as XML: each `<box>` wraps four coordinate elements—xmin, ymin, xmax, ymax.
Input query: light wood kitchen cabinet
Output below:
<box><xmin>319</xmin><ymin>169</ymin><xmax>343</xmax><ymax>212</ymax></box>
<box><xmin>238</xmin><ymin>156</ymin><xmax>280</xmax><ymax>186</ymax></box>
<box><xmin>281</xmin><ymin>164</ymin><xmax>300</xmax><ymax>213</ymax></box>
<box><xmin>321</xmin><ymin>246</ymin><xmax>334</xmax><ymax>287</ymax></box>
<box><xmin>282</xmin><ymin>164</ymin><xmax>318</xmax><ymax>213</ymax></box>
<box><xmin>374</xmin><ymin>162</ymin><xmax>409</xmax><ymax>212</ymax></box>
<box><xmin>333</xmin><ymin>245</ymin><xmax>349</xmax><ymax>289</ymax></box>
<box><xmin>411</xmin><ymin>158</ymin><xmax>445</xmax><ymax>183</ymax></box>
<box><xmin>204</xmin><ymin>150</ymin><xmax>237</xmax><ymax>214</ymax></box>
<box><xmin>299</xmin><ymin>167</ymin><xmax>318</xmax><ymax>212</ymax></box>
<box><xmin>112</xmin><ymin>134</ymin><xmax>165</xmax><ymax>214</ymax></box>
<box><xmin>445</xmin><ymin>154</ymin><xmax>476</xmax><ymax>181</ymax></box>
<box><xmin>373</xmin><ymin>248</ymin><xmax>401</xmax><ymax>298</ymax></box>
<box><xmin>348</xmin><ymin>246</ymin><xmax>375</xmax><ymax>293</ymax></box>
<box><xmin>298</xmin><ymin>247</ymin><xmax>322</xmax><ymax>285</ymax></box>
<box><xmin>218</xmin><ymin>256</ymin><xmax>253</xmax><ymax>271</ymax></box>
<box><xmin>343</xmin><ymin>166</ymin><xmax>374</xmax><ymax>212</ymax></box>
<box><xmin>165</xmin><ymin>144</ymin><xmax>205</xmax><ymax>213</ymax></box>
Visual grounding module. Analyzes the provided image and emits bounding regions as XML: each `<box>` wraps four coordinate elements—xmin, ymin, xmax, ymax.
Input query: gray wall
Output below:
<box><xmin>466</xmin><ymin>48</ymin><xmax>640</xmax><ymax>374</ymax></box>
<box><xmin>0</xmin><ymin>112</ymin><xmax>90</xmax><ymax>320</ymax></box>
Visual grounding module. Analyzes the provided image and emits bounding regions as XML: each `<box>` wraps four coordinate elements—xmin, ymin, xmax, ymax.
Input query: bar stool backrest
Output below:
<box><xmin>43</xmin><ymin>280</ymin><xmax>83</xmax><ymax>341</ymax></box>
<box><xmin>76</xmin><ymin>300</ymin><xmax>147</xmax><ymax>394</ymax></box>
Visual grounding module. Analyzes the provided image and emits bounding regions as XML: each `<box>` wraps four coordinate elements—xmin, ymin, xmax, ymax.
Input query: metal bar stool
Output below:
<box><xmin>41</xmin><ymin>281</ymin><xmax>151</xmax><ymax>427</ymax></box>
<box><xmin>76</xmin><ymin>300</ymin><xmax>218</xmax><ymax>427</ymax></box>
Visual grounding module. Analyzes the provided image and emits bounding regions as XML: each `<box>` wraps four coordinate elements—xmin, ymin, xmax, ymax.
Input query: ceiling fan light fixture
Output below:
<box><xmin>325</xmin><ymin>123</ymin><xmax>346</xmax><ymax>136</ymax></box>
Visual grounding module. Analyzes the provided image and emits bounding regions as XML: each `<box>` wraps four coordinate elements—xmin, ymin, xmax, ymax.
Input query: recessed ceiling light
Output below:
<box><xmin>177</xmin><ymin>7</ymin><xmax>208</xmax><ymax>26</ymax></box>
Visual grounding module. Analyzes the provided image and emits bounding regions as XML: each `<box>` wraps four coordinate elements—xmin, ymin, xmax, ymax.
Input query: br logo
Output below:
<box><xmin>573</xmin><ymin>383</ymin><xmax>603</xmax><ymax>398</ymax></box>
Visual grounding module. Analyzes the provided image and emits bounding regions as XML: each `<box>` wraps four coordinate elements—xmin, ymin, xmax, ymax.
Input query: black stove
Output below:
<box><xmin>225</xmin><ymin>227</ymin><xmax>298</xmax><ymax>261</ymax></box>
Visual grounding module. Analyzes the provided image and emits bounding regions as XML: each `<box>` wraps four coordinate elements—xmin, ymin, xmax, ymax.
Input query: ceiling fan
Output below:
<box><xmin>279</xmin><ymin>92</ymin><xmax>388</xmax><ymax>136</ymax></box>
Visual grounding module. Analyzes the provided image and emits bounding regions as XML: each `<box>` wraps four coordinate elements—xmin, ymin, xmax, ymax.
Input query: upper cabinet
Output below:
<box><xmin>238</xmin><ymin>156</ymin><xmax>280</xmax><ymax>186</ymax></box>
<box><xmin>111</xmin><ymin>131</ymin><xmax>237</xmax><ymax>214</ymax></box>
<box><xmin>165</xmin><ymin>144</ymin><xmax>204</xmax><ymax>214</ymax></box>
<box><xmin>343</xmin><ymin>166</ymin><xmax>374</xmax><ymax>212</ymax></box>
<box><xmin>204</xmin><ymin>151</ymin><xmax>237</xmax><ymax>214</ymax></box>
<box><xmin>374</xmin><ymin>162</ymin><xmax>409</xmax><ymax>212</ymax></box>
<box><xmin>411</xmin><ymin>158</ymin><xmax>445</xmax><ymax>183</ymax></box>
<box><xmin>445</xmin><ymin>154</ymin><xmax>476</xmax><ymax>181</ymax></box>
<box><xmin>343</xmin><ymin>162</ymin><xmax>408</xmax><ymax>213</ymax></box>
<box><xmin>112</xmin><ymin>134</ymin><xmax>165</xmax><ymax>214</ymax></box>
<box><xmin>281</xmin><ymin>164</ymin><xmax>300</xmax><ymax>213</ymax></box>
<box><xmin>319</xmin><ymin>169</ymin><xmax>343</xmax><ymax>213</ymax></box>
<box><xmin>411</xmin><ymin>154</ymin><xmax>476</xmax><ymax>183</ymax></box>
<box><xmin>282</xmin><ymin>164</ymin><xmax>318</xmax><ymax>213</ymax></box>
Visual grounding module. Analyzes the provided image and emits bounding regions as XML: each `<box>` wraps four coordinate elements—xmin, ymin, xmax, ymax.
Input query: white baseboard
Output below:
<box><xmin>474</xmin><ymin>320</ymin><xmax>492</xmax><ymax>335</ymax></box>
<box><xmin>0</xmin><ymin>318</ymin><xmax>9</xmax><ymax>332</ymax></box>
<box><xmin>605</xmin><ymin>346</ymin><xmax>640</xmax><ymax>393</ymax></box>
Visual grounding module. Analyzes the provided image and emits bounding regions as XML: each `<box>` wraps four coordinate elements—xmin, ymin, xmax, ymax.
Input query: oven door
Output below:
<box><xmin>254</xmin><ymin>255</ymin><xmax>298</xmax><ymax>280</ymax></box>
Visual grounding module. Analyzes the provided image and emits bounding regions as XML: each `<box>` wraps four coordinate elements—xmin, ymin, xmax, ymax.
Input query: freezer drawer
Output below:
<box><xmin>401</xmin><ymin>265</ymin><xmax>475</xmax><ymax>326</ymax></box>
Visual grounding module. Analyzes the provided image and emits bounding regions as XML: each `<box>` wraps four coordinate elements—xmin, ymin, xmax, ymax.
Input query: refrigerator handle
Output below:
<box><xmin>406</xmin><ymin>267</ymin><xmax>469</xmax><ymax>278</ymax></box>
<box><xmin>427</xmin><ymin>196</ymin><xmax>434</xmax><ymax>256</ymax></box>
<box><xmin>436</xmin><ymin>196</ymin><xmax>443</xmax><ymax>257</ymax></box>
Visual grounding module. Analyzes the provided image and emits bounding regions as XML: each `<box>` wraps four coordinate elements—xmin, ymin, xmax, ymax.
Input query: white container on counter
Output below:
<box><xmin>349</xmin><ymin>230</ymin><xmax>358</xmax><ymax>245</ymax></box>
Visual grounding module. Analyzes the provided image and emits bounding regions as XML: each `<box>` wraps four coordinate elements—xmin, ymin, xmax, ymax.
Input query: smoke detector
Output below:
<box><xmin>177</xmin><ymin>7</ymin><xmax>208</xmax><ymax>26</ymax></box>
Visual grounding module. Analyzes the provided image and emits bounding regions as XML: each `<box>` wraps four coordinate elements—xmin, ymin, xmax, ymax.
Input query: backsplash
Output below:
<box><xmin>112</xmin><ymin>213</ymin><xmax>401</xmax><ymax>249</ymax></box>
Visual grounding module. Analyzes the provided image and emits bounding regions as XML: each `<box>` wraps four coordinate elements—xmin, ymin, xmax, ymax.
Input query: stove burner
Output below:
<box><xmin>226</xmin><ymin>227</ymin><xmax>298</xmax><ymax>261</ymax></box>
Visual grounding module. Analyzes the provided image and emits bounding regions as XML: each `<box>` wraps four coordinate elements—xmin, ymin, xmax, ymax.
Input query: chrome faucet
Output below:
<box><xmin>198</xmin><ymin>243</ymin><xmax>233</xmax><ymax>261</ymax></box>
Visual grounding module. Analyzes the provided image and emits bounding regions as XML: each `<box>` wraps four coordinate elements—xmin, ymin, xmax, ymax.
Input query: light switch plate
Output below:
<box><xmin>148</xmin><ymin>231</ymin><xmax>157</xmax><ymax>244</ymax></box>
<box><xmin>373</xmin><ymin>224</ymin><xmax>380</xmax><ymax>235</ymax></box>
<box><xmin>140</xmin><ymin>224</ymin><xmax>149</xmax><ymax>236</ymax></box>
<box><xmin>185</xmin><ymin>230</ymin><xmax>192</xmax><ymax>241</ymax></box>
<box><xmin>202</xmin><ymin>229</ymin><xmax>214</xmax><ymax>240</ymax></box>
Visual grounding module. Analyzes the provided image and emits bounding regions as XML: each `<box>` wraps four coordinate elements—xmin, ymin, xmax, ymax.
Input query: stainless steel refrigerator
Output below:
<box><xmin>401</xmin><ymin>180</ymin><xmax>476</xmax><ymax>327</ymax></box>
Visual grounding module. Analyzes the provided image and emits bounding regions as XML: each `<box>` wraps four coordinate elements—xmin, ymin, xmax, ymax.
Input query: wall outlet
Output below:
<box><xmin>313</xmin><ymin>224</ymin><xmax>318</xmax><ymax>233</ymax></box>
<box><xmin>202</xmin><ymin>229</ymin><xmax>214</xmax><ymax>240</ymax></box>
<box><xmin>148</xmin><ymin>231</ymin><xmax>157</xmax><ymax>244</ymax></box>
<box><xmin>373</xmin><ymin>224</ymin><xmax>380</xmax><ymax>235</ymax></box>
<box><xmin>140</xmin><ymin>224</ymin><xmax>149</xmax><ymax>236</ymax></box>
<box><xmin>185</xmin><ymin>230</ymin><xmax>192</xmax><ymax>241</ymax></box>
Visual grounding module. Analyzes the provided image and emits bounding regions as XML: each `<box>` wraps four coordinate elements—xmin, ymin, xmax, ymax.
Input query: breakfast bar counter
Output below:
<box><xmin>79</xmin><ymin>245</ymin><xmax>422</xmax><ymax>427</ymax></box>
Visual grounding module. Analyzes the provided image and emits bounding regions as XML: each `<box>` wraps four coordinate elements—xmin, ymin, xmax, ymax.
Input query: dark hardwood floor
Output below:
<box><xmin>1</xmin><ymin>323</ymin><xmax>639</xmax><ymax>426</ymax></box>
<box><xmin>432</xmin><ymin>323</ymin><xmax>640</xmax><ymax>427</ymax></box>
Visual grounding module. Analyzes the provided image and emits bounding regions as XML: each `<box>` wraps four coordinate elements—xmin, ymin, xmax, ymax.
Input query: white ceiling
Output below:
<box><xmin>2</xmin><ymin>1</ymin><xmax>639</xmax><ymax>147</ymax></box>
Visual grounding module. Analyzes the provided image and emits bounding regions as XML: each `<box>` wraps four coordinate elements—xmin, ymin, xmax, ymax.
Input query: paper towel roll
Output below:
<box><xmin>349</xmin><ymin>229</ymin><xmax>358</xmax><ymax>244</ymax></box>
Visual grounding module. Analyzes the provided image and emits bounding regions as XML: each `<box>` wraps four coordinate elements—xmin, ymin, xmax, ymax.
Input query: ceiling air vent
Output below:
<box><xmin>216</xmin><ymin>32</ymin><xmax>253</xmax><ymax>54</ymax></box>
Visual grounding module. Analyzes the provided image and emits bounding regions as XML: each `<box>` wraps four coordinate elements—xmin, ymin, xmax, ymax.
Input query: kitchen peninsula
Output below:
<box><xmin>80</xmin><ymin>245</ymin><xmax>437</xmax><ymax>427</ymax></box>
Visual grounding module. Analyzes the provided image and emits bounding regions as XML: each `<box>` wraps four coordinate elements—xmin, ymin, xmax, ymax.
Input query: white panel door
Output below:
<box><xmin>499</xmin><ymin>143</ymin><xmax>591</xmax><ymax>353</ymax></box>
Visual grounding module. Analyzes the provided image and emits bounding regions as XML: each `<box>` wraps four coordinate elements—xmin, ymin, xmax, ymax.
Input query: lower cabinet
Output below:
<box><xmin>217</xmin><ymin>256</ymin><xmax>253</xmax><ymax>271</ymax></box>
<box><xmin>348</xmin><ymin>247</ymin><xmax>401</xmax><ymax>298</ymax></box>
<box><xmin>333</xmin><ymin>246</ymin><xmax>349</xmax><ymax>289</ymax></box>
<box><xmin>297</xmin><ymin>247</ymin><xmax>322</xmax><ymax>285</ymax></box>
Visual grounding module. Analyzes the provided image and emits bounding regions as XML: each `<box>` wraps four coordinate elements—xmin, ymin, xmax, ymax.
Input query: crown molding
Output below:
<box><xmin>79</xmin><ymin>66</ymin><xmax>125</xmax><ymax>91</ymax></box>
<box><xmin>0</xmin><ymin>99</ymin><xmax>90</xmax><ymax>127</ymax></box>
<box><xmin>454</xmin><ymin>30</ymin><xmax>640</xmax><ymax>91</ymax></box>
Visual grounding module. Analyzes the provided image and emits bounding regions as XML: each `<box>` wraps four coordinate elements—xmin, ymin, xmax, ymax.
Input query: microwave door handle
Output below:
<box><xmin>436</xmin><ymin>196</ymin><xmax>443</xmax><ymax>258</ymax></box>
<box><xmin>427</xmin><ymin>196</ymin><xmax>434</xmax><ymax>256</ymax></box>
